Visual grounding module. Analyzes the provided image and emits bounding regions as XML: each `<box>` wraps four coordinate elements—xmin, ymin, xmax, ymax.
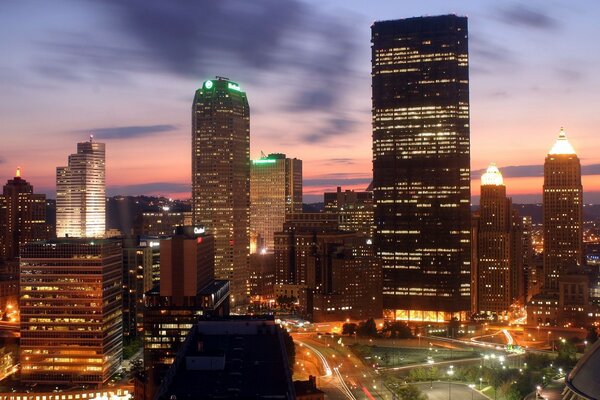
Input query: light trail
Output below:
<box><xmin>502</xmin><ymin>329</ymin><xmax>514</xmax><ymax>345</ymax></box>
<box><xmin>297</xmin><ymin>340</ymin><xmax>332</xmax><ymax>377</ymax></box>
<box><xmin>334</xmin><ymin>366</ymin><xmax>357</xmax><ymax>400</ymax></box>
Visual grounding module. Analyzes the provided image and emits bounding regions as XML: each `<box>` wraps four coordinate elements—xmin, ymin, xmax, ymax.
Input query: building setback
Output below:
<box><xmin>250</xmin><ymin>153</ymin><xmax>302</xmax><ymax>254</ymax></box>
<box><xmin>56</xmin><ymin>138</ymin><xmax>106</xmax><ymax>238</ymax></box>
<box><xmin>371</xmin><ymin>15</ymin><xmax>471</xmax><ymax>321</ymax></box>
<box><xmin>19</xmin><ymin>239</ymin><xmax>122</xmax><ymax>386</ymax></box>
<box><xmin>192</xmin><ymin>77</ymin><xmax>250</xmax><ymax>306</ymax></box>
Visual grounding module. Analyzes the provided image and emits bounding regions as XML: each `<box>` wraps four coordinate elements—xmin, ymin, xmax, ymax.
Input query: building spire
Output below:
<box><xmin>481</xmin><ymin>162</ymin><xmax>504</xmax><ymax>186</ymax></box>
<box><xmin>90</xmin><ymin>134</ymin><xmax>94</xmax><ymax>142</ymax></box>
<box><xmin>15</xmin><ymin>166</ymin><xmax>21</xmax><ymax>178</ymax></box>
<box><xmin>549</xmin><ymin>127</ymin><xmax>576</xmax><ymax>155</ymax></box>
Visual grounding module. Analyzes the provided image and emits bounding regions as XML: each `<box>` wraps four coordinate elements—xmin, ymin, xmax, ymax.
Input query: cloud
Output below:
<box><xmin>107</xmin><ymin>182</ymin><xmax>189</xmax><ymax>196</ymax></box>
<box><xmin>472</xmin><ymin>163</ymin><xmax>600</xmax><ymax>179</ymax></box>
<box><xmin>76</xmin><ymin>124</ymin><xmax>177</xmax><ymax>140</ymax></box>
<box><xmin>36</xmin><ymin>0</ymin><xmax>359</xmax><ymax>114</ymax></box>
<box><xmin>325</xmin><ymin>158</ymin><xmax>356</xmax><ymax>165</ymax></box>
<box><xmin>301</xmin><ymin>116</ymin><xmax>358</xmax><ymax>143</ymax></box>
<box><xmin>496</xmin><ymin>4</ymin><xmax>559</xmax><ymax>30</ymax></box>
<box><xmin>304</xmin><ymin>177</ymin><xmax>372</xmax><ymax>187</ymax></box>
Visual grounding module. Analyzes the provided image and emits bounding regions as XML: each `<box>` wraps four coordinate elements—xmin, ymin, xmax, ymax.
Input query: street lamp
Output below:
<box><xmin>468</xmin><ymin>384</ymin><xmax>475</xmax><ymax>400</ymax></box>
<box><xmin>447</xmin><ymin>366</ymin><xmax>454</xmax><ymax>400</ymax></box>
<box><xmin>479</xmin><ymin>377</ymin><xmax>483</xmax><ymax>390</ymax></box>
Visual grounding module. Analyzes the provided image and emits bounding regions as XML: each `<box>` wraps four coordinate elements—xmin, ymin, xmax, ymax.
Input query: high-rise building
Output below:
<box><xmin>122</xmin><ymin>245</ymin><xmax>153</xmax><ymax>339</ymax></box>
<box><xmin>250</xmin><ymin>153</ymin><xmax>302</xmax><ymax>254</ymax></box>
<box><xmin>192</xmin><ymin>77</ymin><xmax>250</xmax><ymax>305</ymax></box>
<box><xmin>0</xmin><ymin>168</ymin><xmax>47</xmax><ymax>261</ymax></box>
<box><xmin>543</xmin><ymin>128</ymin><xmax>583</xmax><ymax>292</ymax></box>
<box><xmin>474</xmin><ymin>164</ymin><xmax>523</xmax><ymax>316</ymax></box>
<box><xmin>141</xmin><ymin>209</ymin><xmax>192</xmax><ymax>236</ymax></box>
<box><xmin>371</xmin><ymin>15</ymin><xmax>471</xmax><ymax>322</ymax></box>
<box><xmin>19</xmin><ymin>239</ymin><xmax>122</xmax><ymax>386</ymax></box>
<box><xmin>56</xmin><ymin>137</ymin><xmax>106</xmax><ymax>238</ymax></box>
<box><xmin>324</xmin><ymin>187</ymin><xmax>373</xmax><ymax>237</ymax></box>
<box><xmin>143</xmin><ymin>226</ymin><xmax>229</xmax><ymax>393</ymax></box>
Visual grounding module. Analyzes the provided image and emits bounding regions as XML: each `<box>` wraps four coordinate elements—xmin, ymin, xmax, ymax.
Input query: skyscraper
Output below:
<box><xmin>250</xmin><ymin>153</ymin><xmax>302</xmax><ymax>254</ymax></box>
<box><xmin>474</xmin><ymin>164</ymin><xmax>522</xmax><ymax>316</ymax></box>
<box><xmin>372</xmin><ymin>15</ymin><xmax>471</xmax><ymax>322</ymax></box>
<box><xmin>324</xmin><ymin>186</ymin><xmax>374</xmax><ymax>237</ymax></box>
<box><xmin>543</xmin><ymin>128</ymin><xmax>583</xmax><ymax>292</ymax></box>
<box><xmin>192</xmin><ymin>77</ymin><xmax>250</xmax><ymax>305</ymax></box>
<box><xmin>56</xmin><ymin>137</ymin><xmax>106</xmax><ymax>238</ymax></box>
<box><xmin>0</xmin><ymin>168</ymin><xmax>47</xmax><ymax>261</ymax></box>
<box><xmin>20</xmin><ymin>239</ymin><xmax>122</xmax><ymax>386</ymax></box>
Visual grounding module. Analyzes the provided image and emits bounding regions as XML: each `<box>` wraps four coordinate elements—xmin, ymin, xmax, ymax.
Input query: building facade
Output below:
<box><xmin>474</xmin><ymin>164</ymin><xmax>523</xmax><ymax>316</ymax></box>
<box><xmin>192</xmin><ymin>77</ymin><xmax>250</xmax><ymax>306</ymax></box>
<box><xmin>372</xmin><ymin>15</ymin><xmax>471</xmax><ymax>321</ymax></box>
<box><xmin>19</xmin><ymin>239</ymin><xmax>122</xmax><ymax>386</ymax></box>
<box><xmin>543</xmin><ymin>128</ymin><xmax>583</xmax><ymax>292</ymax></box>
<box><xmin>250</xmin><ymin>153</ymin><xmax>302</xmax><ymax>254</ymax></box>
<box><xmin>324</xmin><ymin>187</ymin><xmax>374</xmax><ymax>237</ymax></box>
<box><xmin>141</xmin><ymin>209</ymin><xmax>192</xmax><ymax>237</ymax></box>
<box><xmin>122</xmin><ymin>245</ymin><xmax>153</xmax><ymax>339</ymax></box>
<box><xmin>56</xmin><ymin>138</ymin><xmax>106</xmax><ymax>238</ymax></box>
<box><xmin>0</xmin><ymin>168</ymin><xmax>46</xmax><ymax>261</ymax></box>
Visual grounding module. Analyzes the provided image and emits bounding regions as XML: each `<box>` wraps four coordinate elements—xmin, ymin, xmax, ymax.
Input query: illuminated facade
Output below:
<box><xmin>324</xmin><ymin>187</ymin><xmax>374</xmax><ymax>237</ymax></box>
<box><xmin>250</xmin><ymin>153</ymin><xmax>302</xmax><ymax>254</ymax></box>
<box><xmin>192</xmin><ymin>77</ymin><xmax>250</xmax><ymax>305</ymax></box>
<box><xmin>141</xmin><ymin>209</ymin><xmax>192</xmax><ymax>236</ymax></box>
<box><xmin>371</xmin><ymin>15</ymin><xmax>471</xmax><ymax>321</ymax></box>
<box><xmin>56</xmin><ymin>138</ymin><xmax>106</xmax><ymax>238</ymax></box>
<box><xmin>19</xmin><ymin>239</ymin><xmax>122</xmax><ymax>386</ymax></box>
<box><xmin>474</xmin><ymin>164</ymin><xmax>523</xmax><ymax>316</ymax></box>
<box><xmin>0</xmin><ymin>168</ymin><xmax>47</xmax><ymax>261</ymax></box>
<box><xmin>543</xmin><ymin>128</ymin><xmax>583</xmax><ymax>292</ymax></box>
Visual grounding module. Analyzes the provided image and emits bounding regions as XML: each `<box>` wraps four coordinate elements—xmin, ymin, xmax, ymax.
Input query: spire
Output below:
<box><xmin>15</xmin><ymin>166</ymin><xmax>21</xmax><ymax>178</ymax></box>
<box><xmin>549</xmin><ymin>127</ymin><xmax>576</xmax><ymax>155</ymax></box>
<box><xmin>481</xmin><ymin>162</ymin><xmax>504</xmax><ymax>186</ymax></box>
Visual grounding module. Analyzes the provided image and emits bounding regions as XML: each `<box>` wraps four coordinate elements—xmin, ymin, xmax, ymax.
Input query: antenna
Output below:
<box><xmin>16</xmin><ymin>167</ymin><xmax>21</xmax><ymax>178</ymax></box>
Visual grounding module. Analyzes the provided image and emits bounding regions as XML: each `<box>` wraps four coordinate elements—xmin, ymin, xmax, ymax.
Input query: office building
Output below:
<box><xmin>122</xmin><ymin>245</ymin><xmax>153</xmax><ymax>339</ymax></box>
<box><xmin>250</xmin><ymin>153</ymin><xmax>302</xmax><ymax>254</ymax></box>
<box><xmin>154</xmin><ymin>317</ymin><xmax>296</xmax><ymax>400</ymax></box>
<box><xmin>324</xmin><ymin>187</ymin><xmax>374</xmax><ymax>237</ymax></box>
<box><xmin>473</xmin><ymin>164</ymin><xmax>523</xmax><ymax>316</ymax></box>
<box><xmin>56</xmin><ymin>137</ymin><xmax>106</xmax><ymax>238</ymax></box>
<box><xmin>372</xmin><ymin>15</ymin><xmax>471</xmax><ymax>321</ymax></box>
<box><xmin>543</xmin><ymin>128</ymin><xmax>583</xmax><ymax>292</ymax></box>
<box><xmin>19</xmin><ymin>239</ymin><xmax>122</xmax><ymax>386</ymax></box>
<box><xmin>192</xmin><ymin>77</ymin><xmax>250</xmax><ymax>305</ymax></box>
<box><xmin>0</xmin><ymin>168</ymin><xmax>46</xmax><ymax>261</ymax></box>
<box><xmin>249</xmin><ymin>252</ymin><xmax>276</xmax><ymax>299</ymax></box>
<box><xmin>141</xmin><ymin>209</ymin><xmax>192</xmax><ymax>236</ymax></box>
<box><xmin>143</xmin><ymin>227</ymin><xmax>229</xmax><ymax>392</ymax></box>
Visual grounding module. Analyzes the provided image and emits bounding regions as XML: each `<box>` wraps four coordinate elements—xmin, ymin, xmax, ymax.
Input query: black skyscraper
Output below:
<box><xmin>372</xmin><ymin>15</ymin><xmax>471</xmax><ymax>321</ymax></box>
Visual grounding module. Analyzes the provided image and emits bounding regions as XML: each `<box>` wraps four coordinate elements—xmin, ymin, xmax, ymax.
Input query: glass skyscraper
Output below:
<box><xmin>192</xmin><ymin>77</ymin><xmax>250</xmax><ymax>305</ymax></box>
<box><xmin>371</xmin><ymin>15</ymin><xmax>471</xmax><ymax>322</ymax></box>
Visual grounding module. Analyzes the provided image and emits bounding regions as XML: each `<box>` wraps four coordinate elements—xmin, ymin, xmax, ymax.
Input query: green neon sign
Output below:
<box><xmin>204</xmin><ymin>80</ymin><xmax>213</xmax><ymax>89</ymax></box>
<box><xmin>252</xmin><ymin>159</ymin><xmax>276</xmax><ymax>164</ymax></box>
<box><xmin>227</xmin><ymin>82</ymin><xmax>241</xmax><ymax>91</ymax></box>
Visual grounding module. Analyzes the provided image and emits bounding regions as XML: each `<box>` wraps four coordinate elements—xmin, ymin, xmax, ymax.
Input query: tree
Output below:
<box><xmin>396</xmin><ymin>385</ymin><xmax>427</xmax><ymax>400</ymax></box>
<box><xmin>556</xmin><ymin>339</ymin><xmax>577</xmax><ymax>367</ymax></box>
<box><xmin>342</xmin><ymin>323</ymin><xmax>358</xmax><ymax>336</ymax></box>
<box><xmin>383</xmin><ymin>321</ymin><xmax>413</xmax><ymax>339</ymax></box>
<box><xmin>447</xmin><ymin>317</ymin><xmax>460</xmax><ymax>338</ymax></box>
<box><xmin>357</xmin><ymin>318</ymin><xmax>378</xmax><ymax>337</ymax></box>
<box><xmin>586</xmin><ymin>326</ymin><xmax>598</xmax><ymax>345</ymax></box>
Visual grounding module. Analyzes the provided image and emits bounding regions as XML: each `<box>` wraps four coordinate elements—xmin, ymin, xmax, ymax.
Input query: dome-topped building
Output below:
<box><xmin>481</xmin><ymin>163</ymin><xmax>504</xmax><ymax>186</ymax></box>
<box><xmin>549</xmin><ymin>127</ymin><xmax>577</xmax><ymax>155</ymax></box>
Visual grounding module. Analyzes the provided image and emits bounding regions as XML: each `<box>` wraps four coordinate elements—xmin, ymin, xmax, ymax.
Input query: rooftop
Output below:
<box><xmin>481</xmin><ymin>163</ymin><xmax>504</xmax><ymax>186</ymax></box>
<box><xmin>548</xmin><ymin>127</ymin><xmax>577</xmax><ymax>155</ymax></box>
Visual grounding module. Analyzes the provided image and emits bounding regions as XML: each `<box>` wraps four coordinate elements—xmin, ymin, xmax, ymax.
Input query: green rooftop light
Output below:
<box><xmin>228</xmin><ymin>82</ymin><xmax>241</xmax><ymax>91</ymax></box>
<box><xmin>204</xmin><ymin>80</ymin><xmax>213</xmax><ymax>89</ymax></box>
<box><xmin>252</xmin><ymin>159</ymin><xmax>276</xmax><ymax>164</ymax></box>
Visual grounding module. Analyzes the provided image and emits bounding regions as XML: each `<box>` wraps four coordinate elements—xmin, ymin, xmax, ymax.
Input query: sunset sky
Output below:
<box><xmin>1</xmin><ymin>0</ymin><xmax>600</xmax><ymax>203</ymax></box>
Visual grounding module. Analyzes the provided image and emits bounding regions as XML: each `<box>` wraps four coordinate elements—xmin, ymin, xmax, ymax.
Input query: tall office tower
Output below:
<box><xmin>543</xmin><ymin>128</ymin><xmax>583</xmax><ymax>292</ymax></box>
<box><xmin>143</xmin><ymin>227</ymin><xmax>229</xmax><ymax>392</ymax></box>
<box><xmin>372</xmin><ymin>15</ymin><xmax>471</xmax><ymax>322</ymax></box>
<box><xmin>250</xmin><ymin>153</ymin><xmax>302</xmax><ymax>254</ymax></box>
<box><xmin>324</xmin><ymin>186</ymin><xmax>374</xmax><ymax>237</ymax></box>
<box><xmin>19</xmin><ymin>239</ymin><xmax>122</xmax><ymax>386</ymax></box>
<box><xmin>122</xmin><ymin>245</ymin><xmax>153</xmax><ymax>339</ymax></box>
<box><xmin>141</xmin><ymin>209</ymin><xmax>192</xmax><ymax>236</ymax></box>
<box><xmin>475</xmin><ymin>164</ymin><xmax>522</xmax><ymax>316</ymax></box>
<box><xmin>56</xmin><ymin>137</ymin><xmax>106</xmax><ymax>238</ymax></box>
<box><xmin>0</xmin><ymin>168</ymin><xmax>47</xmax><ymax>261</ymax></box>
<box><xmin>192</xmin><ymin>77</ymin><xmax>250</xmax><ymax>305</ymax></box>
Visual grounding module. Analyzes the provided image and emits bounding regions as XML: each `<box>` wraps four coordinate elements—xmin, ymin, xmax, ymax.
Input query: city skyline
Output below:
<box><xmin>2</xmin><ymin>1</ymin><xmax>600</xmax><ymax>203</ymax></box>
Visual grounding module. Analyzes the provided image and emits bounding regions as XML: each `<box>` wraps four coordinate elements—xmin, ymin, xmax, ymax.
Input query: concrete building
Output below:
<box><xmin>324</xmin><ymin>187</ymin><xmax>373</xmax><ymax>237</ymax></box>
<box><xmin>141</xmin><ymin>209</ymin><xmax>192</xmax><ymax>236</ymax></box>
<box><xmin>122</xmin><ymin>245</ymin><xmax>153</xmax><ymax>339</ymax></box>
<box><xmin>56</xmin><ymin>137</ymin><xmax>106</xmax><ymax>238</ymax></box>
<box><xmin>19</xmin><ymin>239</ymin><xmax>122</xmax><ymax>386</ymax></box>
